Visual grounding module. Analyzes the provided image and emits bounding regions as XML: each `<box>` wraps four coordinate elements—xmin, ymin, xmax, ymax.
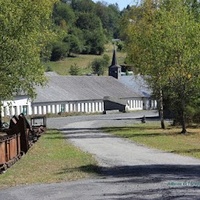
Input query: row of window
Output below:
<box><xmin>32</xmin><ymin>101</ymin><xmax>104</xmax><ymax>115</ymax></box>
<box><xmin>127</xmin><ymin>99</ymin><xmax>143</xmax><ymax>109</ymax></box>
<box><xmin>3</xmin><ymin>105</ymin><xmax>28</xmax><ymax>116</ymax></box>
<box><xmin>1</xmin><ymin>98</ymin><xmax>155</xmax><ymax>117</ymax></box>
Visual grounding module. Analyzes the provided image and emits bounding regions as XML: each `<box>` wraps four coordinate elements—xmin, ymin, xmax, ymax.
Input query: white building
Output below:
<box><xmin>31</xmin><ymin>73</ymin><xmax>144</xmax><ymax>115</ymax></box>
<box><xmin>1</xmin><ymin>50</ymin><xmax>157</xmax><ymax>117</ymax></box>
<box><xmin>2</xmin><ymin>95</ymin><xmax>31</xmax><ymax>117</ymax></box>
<box><xmin>1</xmin><ymin>73</ymin><xmax>144</xmax><ymax>117</ymax></box>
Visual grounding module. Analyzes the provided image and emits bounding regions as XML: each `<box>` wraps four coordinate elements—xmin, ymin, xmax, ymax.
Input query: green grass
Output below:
<box><xmin>0</xmin><ymin>130</ymin><xmax>98</xmax><ymax>189</ymax></box>
<box><xmin>44</xmin><ymin>43</ymin><xmax>126</xmax><ymax>75</ymax></box>
<box><xmin>104</xmin><ymin>122</ymin><xmax>200</xmax><ymax>159</ymax></box>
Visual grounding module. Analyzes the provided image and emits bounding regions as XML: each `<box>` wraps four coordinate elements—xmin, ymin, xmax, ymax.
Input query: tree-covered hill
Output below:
<box><xmin>48</xmin><ymin>0</ymin><xmax>129</xmax><ymax>61</ymax></box>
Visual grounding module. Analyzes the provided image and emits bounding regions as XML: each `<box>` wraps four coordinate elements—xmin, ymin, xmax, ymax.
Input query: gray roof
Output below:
<box><xmin>33</xmin><ymin>74</ymin><xmax>141</xmax><ymax>103</ymax></box>
<box><xmin>119</xmin><ymin>75</ymin><xmax>152</xmax><ymax>98</ymax></box>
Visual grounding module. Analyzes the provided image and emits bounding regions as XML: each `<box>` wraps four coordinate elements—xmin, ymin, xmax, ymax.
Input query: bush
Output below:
<box><xmin>50</xmin><ymin>41</ymin><xmax>68</xmax><ymax>61</ymax></box>
<box><xmin>69</xmin><ymin>63</ymin><xmax>80</xmax><ymax>75</ymax></box>
<box><xmin>91</xmin><ymin>55</ymin><xmax>109</xmax><ymax>76</ymax></box>
<box><xmin>46</xmin><ymin>65</ymin><xmax>52</xmax><ymax>72</ymax></box>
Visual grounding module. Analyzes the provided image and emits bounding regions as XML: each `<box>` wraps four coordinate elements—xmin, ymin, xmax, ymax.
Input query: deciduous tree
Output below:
<box><xmin>123</xmin><ymin>0</ymin><xmax>200</xmax><ymax>133</ymax></box>
<box><xmin>0</xmin><ymin>0</ymin><xmax>58</xmax><ymax>100</ymax></box>
<box><xmin>91</xmin><ymin>55</ymin><xmax>109</xmax><ymax>76</ymax></box>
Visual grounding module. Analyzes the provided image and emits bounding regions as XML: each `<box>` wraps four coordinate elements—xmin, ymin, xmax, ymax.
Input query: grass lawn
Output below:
<box><xmin>104</xmin><ymin>122</ymin><xmax>200</xmax><ymax>159</ymax></box>
<box><xmin>0</xmin><ymin>130</ymin><xmax>98</xmax><ymax>189</ymax></box>
<box><xmin>44</xmin><ymin>43</ymin><xmax>126</xmax><ymax>75</ymax></box>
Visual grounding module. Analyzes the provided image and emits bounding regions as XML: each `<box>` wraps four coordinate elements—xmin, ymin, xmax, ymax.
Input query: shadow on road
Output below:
<box><xmin>56</xmin><ymin>126</ymin><xmax>174</xmax><ymax>140</ymax></box>
<box><xmin>58</xmin><ymin>164</ymin><xmax>200</xmax><ymax>199</ymax></box>
<box><xmin>74</xmin><ymin>164</ymin><xmax>200</xmax><ymax>180</ymax></box>
<box><xmin>58</xmin><ymin>163</ymin><xmax>200</xmax><ymax>185</ymax></box>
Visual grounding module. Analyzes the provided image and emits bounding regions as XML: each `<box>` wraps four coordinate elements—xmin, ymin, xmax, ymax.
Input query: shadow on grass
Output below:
<box><xmin>57</xmin><ymin>164</ymin><xmax>101</xmax><ymax>175</ymax></box>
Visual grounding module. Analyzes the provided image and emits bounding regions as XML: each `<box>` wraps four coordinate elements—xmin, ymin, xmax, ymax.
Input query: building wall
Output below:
<box><xmin>1</xmin><ymin>97</ymin><xmax>151</xmax><ymax>117</ymax></box>
<box><xmin>126</xmin><ymin>98</ymin><xmax>143</xmax><ymax>111</ymax></box>
<box><xmin>1</xmin><ymin>96</ymin><xmax>31</xmax><ymax>117</ymax></box>
<box><xmin>31</xmin><ymin>98</ymin><xmax>144</xmax><ymax>115</ymax></box>
<box><xmin>31</xmin><ymin>100</ymin><xmax>105</xmax><ymax>115</ymax></box>
<box><xmin>142</xmin><ymin>98</ymin><xmax>157</xmax><ymax>110</ymax></box>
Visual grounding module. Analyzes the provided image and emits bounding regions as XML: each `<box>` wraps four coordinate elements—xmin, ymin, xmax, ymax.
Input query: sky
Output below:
<box><xmin>93</xmin><ymin>0</ymin><xmax>140</xmax><ymax>10</ymax></box>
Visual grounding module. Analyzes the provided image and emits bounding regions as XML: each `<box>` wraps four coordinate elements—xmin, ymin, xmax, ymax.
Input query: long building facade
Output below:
<box><xmin>1</xmin><ymin>50</ymin><xmax>157</xmax><ymax>117</ymax></box>
<box><xmin>30</xmin><ymin>74</ymin><xmax>145</xmax><ymax>115</ymax></box>
<box><xmin>1</xmin><ymin>74</ymin><xmax>155</xmax><ymax>117</ymax></box>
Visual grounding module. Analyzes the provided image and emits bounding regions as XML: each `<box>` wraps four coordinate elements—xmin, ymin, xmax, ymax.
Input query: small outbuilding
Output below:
<box><xmin>103</xmin><ymin>96</ymin><xmax>127</xmax><ymax>114</ymax></box>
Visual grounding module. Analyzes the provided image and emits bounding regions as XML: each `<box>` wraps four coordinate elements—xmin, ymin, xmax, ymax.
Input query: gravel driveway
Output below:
<box><xmin>1</xmin><ymin>111</ymin><xmax>200</xmax><ymax>200</ymax></box>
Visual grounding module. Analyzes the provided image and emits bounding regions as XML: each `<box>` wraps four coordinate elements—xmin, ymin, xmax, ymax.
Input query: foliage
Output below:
<box><xmin>44</xmin><ymin>43</ymin><xmax>124</xmax><ymax>75</ymax></box>
<box><xmin>95</xmin><ymin>2</ymin><xmax>121</xmax><ymax>39</ymax></box>
<box><xmin>91</xmin><ymin>54</ymin><xmax>110</xmax><ymax>76</ymax></box>
<box><xmin>116</xmin><ymin>41</ymin><xmax>124</xmax><ymax>51</ymax></box>
<box><xmin>107</xmin><ymin>4</ymin><xmax>121</xmax><ymax>38</ymax></box>
<box><xmin>0</xmin><ymin>0</ymin><xmax>58</xmax><ymax>100</ymax></box>
<box><xmin>69</xmin><ymin>63</ymin><xmax>80</xmax><ymax>75</ymax></box>
<box><xmin>50</xmin><ymin>41</ymin><xmax>69</xmax><ymax>61</ymax></box>
<box><xmin>185</xmin><ymin>0</ymin><xmax>200</xmax><ymax>21</ymax></box>
<box><xmin>82</xmin><ymin>29</ymin><xmax>105</xmax><ymax>55</ymax></box>
<box><xmin>51</xmin><ymin>0</ymin><xmax>122</xmax><ymax>60</ymax></box>
<box><xmin>63</xmin><ymin>34</ymin><xmax>83</xmax><ymax>56</ymax></box>
<box><xmin>46</xmin><ymin>65</ymin><xmax>53</xmax><ymax>72</ymax></box>
<box><xmin>53</xmin><ymin>1</ymin><xmax>76</xmax><ymax>27</ymax></box>
<box><xmin>76</xmin><ymin>12</ymin><xmax>106</xmax><ymax>55</ymax></box>
<box><xmin>122</xmin><ymin>0</ymin><xmax>200</xmax><ymax>133</ymax></box>
<box><xmin>102</xmin><ymin>54</ymin><xmax>110</xmax><ymax>64</ymax></box>
<box><xmin>71</xmin><ymin>0</ymin><xmax>95</xmax><ymax>13</ymax></box>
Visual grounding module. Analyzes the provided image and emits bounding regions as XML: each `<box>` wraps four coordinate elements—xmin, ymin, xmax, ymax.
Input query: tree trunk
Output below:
<box><xmin>180</xmin><ymin>99</ymin><xmax>187</xmax><ymax>134</ymax></box>
<box><xmin>159</xmin><ymin>89</ymin><xmax>165</xmax><ymax>129</ymax></box>
<box><xmin>0</xmin><ymin>104</ymin><xmax>2</xmax><ymax>128</ymax></box>
<box><xmin>181</xmin><ymin>117</ymin><xmax>187</xmax><ymax>134</ymax></box>
<box><xmin>0</xmin><ymin>115</ymin><xmax>2</xmax><ymax>128</ymax></box>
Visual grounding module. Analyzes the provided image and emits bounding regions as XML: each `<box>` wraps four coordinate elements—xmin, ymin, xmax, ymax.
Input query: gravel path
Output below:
<box><xmin>1</xmin><ymin>111</ymin><xmax>200</xmax><ymax>199</ymax></box>
<box><xmin>62</xmin><ymin>119</ymin><xmax>200</xmax><ymax>167</ymax></box>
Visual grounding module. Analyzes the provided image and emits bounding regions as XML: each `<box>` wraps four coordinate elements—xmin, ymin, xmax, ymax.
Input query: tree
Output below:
<box><xmin>185</xmin><ymin>0</ymin><xmax>200</xmax><ymax>21</ymax></box>
<box><xmin>76</xmin><ymin>12</ymin><xmax>102</xmax><ymax>30</ymax></box>
<box><xmin>121</xmin><ymin>0</ymin><xmax>166</xmax><ymax>129</ymax></box>
<box><xmin>50</xmin><ymin>41</ymin><xmax>69</xmax><ymax>61</ymax></box>
<box><xmin>63</xmin><ymin>34</ymin><xmax>83</xmax><ymax>56</ymax></box>
<box><xmin>91</xmin><ymin>55</ymin><xmax>109</xmax><ymax>75</ymax></box>
<box><xmin>76</xmin><ymin>13</ymin><xmax>106</xmax><ymax>55</ymax></box>
<box><xmin>123</xmin><ymin>0</ymin><xmax>200</xmax><ymax>133</ymax></box>
<box><xmin>0</xmin><ymin>0</ymin><xmax>58</xmax><ymax>100</ymax></box>
<box><xmin>82</xmin><ymin>29</ymin><xmax>105</xmax><ymax>55</ymax></box>
<box><xmin>53</xmin><ymin>1</ymin><xmax>76</xmax><ymax>27</ymax></box>
<box><xmin>51</xmin><ymin>0</ymin><xmax>121</xmax><ymax>56</ymax></box>
<box><xmin>69</xmin><ymin>63</ymin><xmax>80</xmax><ymax>75</ymax></box>
<box><xmin>71</xmin><ymin>0</ymin><xmax>95</xmax><ymax>13</ymax></box>
<box><xmin>94</xmin><ymin>2</ymin><xmax>121</xmax><ymax>39</ymax></box>
<box><xmin>107</xmin><ymin>4</ymin><xmax>121</xmax><ymax>39</ymax></box>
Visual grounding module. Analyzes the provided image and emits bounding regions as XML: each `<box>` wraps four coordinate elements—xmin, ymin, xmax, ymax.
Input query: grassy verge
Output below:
<box><xmin>104</xmin><ymin>122</ymin><xmax>200</xmax><ymax>159</ymax></box>
<box><xmin>0</xmin><ymin>130</ymin><xmax>98</xmax><ymax>189</ymax></box>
